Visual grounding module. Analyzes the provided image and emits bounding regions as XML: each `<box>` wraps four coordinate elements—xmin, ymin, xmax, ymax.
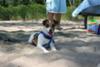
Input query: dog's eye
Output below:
<box><xmin>51</xmin><ymin>24</ymin><xmax>55</xmax><ymax>28</ymax></box>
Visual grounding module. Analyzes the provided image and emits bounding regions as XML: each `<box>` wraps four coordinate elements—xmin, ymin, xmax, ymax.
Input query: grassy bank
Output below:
<box><xmin>0</xmin><ymin>4</ymin><xmax>46</xmax><ymax>20</ymax></box>
<box><xmin>0</xmin><ymin>4</ymin><xmax>86</xmax><ymax>21</ymax></box>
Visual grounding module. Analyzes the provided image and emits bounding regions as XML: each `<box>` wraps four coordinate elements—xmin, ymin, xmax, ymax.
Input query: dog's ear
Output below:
<box><xmin>42</xmin><ymin>19</ymin><xmax>48</xmax><ymax>26</ymax></box>
<box><xmin>42</xmin><ymin>19</ymin><xmax>49</xmax><ymax>27</ymax></box>
<box><xmin>53</xmin><ymin>20</ymin><xmax>59</xmax><ymax>25</ymax></box>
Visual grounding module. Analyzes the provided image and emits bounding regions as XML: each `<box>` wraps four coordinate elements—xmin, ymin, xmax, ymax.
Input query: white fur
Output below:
<box><xmin>28</xmin><ymin>27</ymin><xmax>56</xmax><ymax>53</ymax></box>
<box><xmin>28</xmin><ymin>32</ymin><xmax>37</xmax><ymax>44</ymax></box>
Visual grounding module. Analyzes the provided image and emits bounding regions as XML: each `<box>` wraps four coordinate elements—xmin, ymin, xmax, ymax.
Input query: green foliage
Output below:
<box><xmin>0</xmin><ymin>0</ymin><xmax>44</xmax><ymax>6</ymax></box>
<box><xmin>0</xmin><ymin>6</ymin><xmax>13</xmax><ymax>20</ymax></box>
<box><xmin>0</xmin><ymin>0</ymin><xmax>8</xmax><ymax>7</ymax></box>
<box><xmin>75</xmin><ymin>0</ymin><xmax>83</xmax><ymax>6</ymax></box>
<box><xmin>0</xmin><ymin>4</ymin><xmax>46</xmax><ymax>20</ymax></box>
<box><xmin>34</xmin><ymin>0</ymin><xmax>45</xmax><ymax>4</ymax></box>
<box><xmin>64</xmin><ymin>7</ymin><xmax>75</xmax><ymax>20</ymax></box>
<box><xmin>20</xmin><ymin>0</ymin><xmax>31</xmax><ymax>5</ymax></box>
<box><xmin>12</xmin><ymin>0</ymin><xmax>20</xmax><ymax>6</ymax></box>
<box><xmin>0</xmin><ymin>0</ymin><xmax>83</xmax><ymax>20</ymax></box>
<box><xmin>18</xmin><ymin>5</ymin><xmax>29</xmax><ymax>20</ymax></box>
<box><xmin>10</xmin><ymin>6</ymin><xmax>20</xmax><ymax>20</ymax></box>
<box><xmin>29</xmin><ymin>4</ymin><xmax>46</xmax><ymax>19</ymax></box>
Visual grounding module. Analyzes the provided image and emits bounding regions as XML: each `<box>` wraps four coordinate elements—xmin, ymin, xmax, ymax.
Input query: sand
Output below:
<box><xmin>0</xmin><ymin>20</ymin><xmax>100</xmax><ymax>67</ymax></box>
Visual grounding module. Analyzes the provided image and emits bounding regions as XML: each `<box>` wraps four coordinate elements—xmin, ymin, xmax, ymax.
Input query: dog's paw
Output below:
<box><xmin>52</xmin><ymin>48</ymin><xmax>57</xmax><ymax>51</ymax></box>
<box><xmin>44</xmin><ymin>50</ymin><xmax>50</xmax><ymax>53</ymax></box>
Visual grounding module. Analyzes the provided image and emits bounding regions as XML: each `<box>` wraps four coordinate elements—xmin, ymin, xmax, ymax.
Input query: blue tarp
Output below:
<box><xmin>72</xmin><ymin>0</ymin><xmax>100</xmax><ymax>17</ymax></box>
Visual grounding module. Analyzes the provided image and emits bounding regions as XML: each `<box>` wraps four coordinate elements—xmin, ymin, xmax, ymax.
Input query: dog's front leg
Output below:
<box><xmin>38</xmin><ymin>45</ymin><xmax>49</xmax><ymax>53</ymax></box>
<box><xmin>50</xmin><ymin>42</ymin><xmax>57</xmax><ymax>51</ymax></box>
<box><xmin>37</xmin><ymin>34</ymin><xmax>50</xmax><ymax>53</ymax></box>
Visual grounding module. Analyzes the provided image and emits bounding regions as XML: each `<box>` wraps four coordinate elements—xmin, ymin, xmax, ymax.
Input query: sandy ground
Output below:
<box><xmin>0</xmin><ymin>20</ymin><xmax>100</xmax><ymax>67</ymax></box>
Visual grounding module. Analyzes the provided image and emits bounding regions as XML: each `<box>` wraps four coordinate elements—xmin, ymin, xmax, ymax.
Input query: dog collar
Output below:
<box><xmin>40</xmin><ymin>31</ymin><xmax>53</xmax><ymax>39</ymax></box>
<box><xmin>40</xmin><ymin>31</ymin><xmax>55</xmax><ymax>49</ymax></box>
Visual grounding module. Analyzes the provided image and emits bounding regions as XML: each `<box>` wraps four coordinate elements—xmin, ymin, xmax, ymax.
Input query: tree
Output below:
<box><xmin>13</xmin><ymin>0</ymin><xmax>20</xmax><ymax>6</ymax></box>
<box><xmin>20</xmin><ymin>0</ymin><xmax>31</xmax><ymax>5</ymax></box>
<box><xmin>0</xmin><ymin>0</ymin><xmax>8</xmax><ymax>7</ymax></box>
<box><xmin>34</xmin><ymin>0</ymin><xmax>44</xmax><ymax>4</ymax></box>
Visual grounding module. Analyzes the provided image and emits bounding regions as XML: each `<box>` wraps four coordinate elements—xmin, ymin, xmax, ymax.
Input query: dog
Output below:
<box><xmin>28</xmin><ymin>19</ymin><xmax>58</xmax><ymax>53</ymax></box>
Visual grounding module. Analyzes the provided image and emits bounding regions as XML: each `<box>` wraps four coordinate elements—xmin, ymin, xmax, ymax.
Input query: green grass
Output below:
<box><xmin>0</xmin><ymin>4</ymin><xmax>46</xmax><ymax>20</ymax></box>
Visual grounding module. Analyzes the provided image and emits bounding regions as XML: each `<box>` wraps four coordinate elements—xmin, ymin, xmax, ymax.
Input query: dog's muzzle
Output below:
<box><xmin>48</xmin><ymin>29</ymin><xmax>53</xmax><ymax>36</ymax></box>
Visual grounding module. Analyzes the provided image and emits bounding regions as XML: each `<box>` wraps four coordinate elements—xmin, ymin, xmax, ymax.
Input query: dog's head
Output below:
<box><xmin>42</xmin><ymin>19</ymin><xmax>58</xmax><ymax>36</ymax></box>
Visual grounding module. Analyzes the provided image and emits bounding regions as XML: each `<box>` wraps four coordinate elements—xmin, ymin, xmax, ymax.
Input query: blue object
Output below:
<box><xmin>72</xmin><ymin>0</ymin><xmax>100</xmax><ymax>17</ymax></box>
<box><xmin>40</xmin><ymin>31</ymin><xmax>55</xmax><ymax>50</ymax></box>
<box><xmin>97</xmin><ymin>24</ymin><xmax>100</xmax><ymax>34</ymax></box>
<box><xmin>87</xmin><ymin>24</ymin><xmax>100</xmax><ymax>35</ymax></box>
<box><xmin>46</xmin><ymin>0</ymin><xmax>67</xmax><ymax>13</ymax></box>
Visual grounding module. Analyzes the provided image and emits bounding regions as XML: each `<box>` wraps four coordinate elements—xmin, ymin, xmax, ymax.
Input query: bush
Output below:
<box><xmin>64</xmin><ymin>7</ymin><xmax>74</xmax><ymax>20</ymax></box>
<box><xmin>8</xmin><ymin>5</ymin><xmax>20</xmax><ymax>20</ymax></box>
<box><xmin>29</xmin><ymin>4</ymin><xmax>46</xmax><ymax>19</ymax></box>
<box><xmin>0</xmin><ymin>4</ymin><xmax>46</xmax><ymax>20</ymax></box>
<box><xmin>0</xmin><ymin>6</ymin><xmax>13</xmax><ymax>20</ymax></box>
<box><xmin>0</xmin><ymin>5</ymin><xmax>20</xmax><ymax>20</ymax></box>
<box><xmin>63</xmin><ymin>6</ymin><xmax>79</xmax><ymax>21</ymax></box>
<box><xmin>18</xmin><ymin>5</ymin><xmax>29</xmax><ymax>20</ymax></box>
